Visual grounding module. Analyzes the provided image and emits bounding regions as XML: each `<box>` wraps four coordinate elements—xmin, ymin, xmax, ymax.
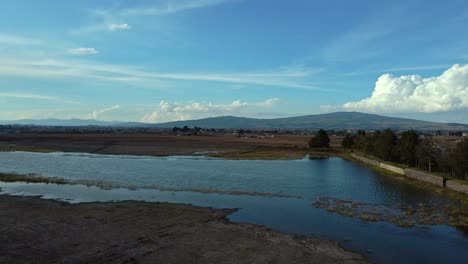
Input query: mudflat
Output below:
<box><xmin>0</xmin><ymin>195</ymin><xmax>367</xmax><ymax>264</ymax></box>
<box><xmin>0</xmin><ymin>133</ymin><xmax>305</xmax><ymax>154</ymax></box>
<box><xmin>0</xmin><ymin>133</ymin><xmax>345</xmax><ymax>159</ymax></box>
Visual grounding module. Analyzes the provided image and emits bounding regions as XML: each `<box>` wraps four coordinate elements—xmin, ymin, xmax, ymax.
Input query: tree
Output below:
<box><xmin>353</xmin><ymin>130</ymin><xmax>367</xmax><ymax>151</ymax></box>
<box><xmin>309</xmin><ymin>129</ymin><xmax>330</xmax><ymax>148</ymax></box>
<box><xmin>397</xmin><ymin>130</ymin><xmax>419</xmax><ymax>166</ymax></box>
<box><xmin>449</xmin><ymin>131</ymin><xmax>463</xmax><ymax>136</ymax></box>
<box><xmin>341</xmin><ymin>134</ymin><xmax>355</xmax><ymax>149</ymax></box>
<box><xmin>416</xmin><ymin>136</ymin><xmax>436</xmax><ymax>172</ymax></box>
<box><xmin>449</xmin><ymin>138</ymin><xmax>468</xmax><ymax>179</ymax></box>
<box><xmin>373</xmin><ymin>129</ymin><xmax>397</xmax><ymax>161</ymax></box>
<box><xmin>364</xmin><ymin>131</ymin><xmax>379</xmax><ymax>155</ymax></box>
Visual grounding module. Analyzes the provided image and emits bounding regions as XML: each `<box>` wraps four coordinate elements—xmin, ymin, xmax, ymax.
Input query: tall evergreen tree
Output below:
<box><xmin>416</xmin><ymin>136</ymin><xmax>436</xmax><ymax>172</ymax></box>
<box><xmin>374</xmin><ymin>129</ymin><xmax>397</xmax><ymax>161</ymax></box>
<box><xmin>341</xmin><ymin>134</ymin><xmax>355</xmax><ymax>149</ymax></box>
<box><xmin>450</xmin><ymin>138</ymin><xmax>468</xmax><ymax>179</ymax></box>
<box><xmin>398</xmin><ymin>130</ymin><xmax>419</xmax><ymax>166</ymax></box>
<box><xmin>309</xmin><ymin>129</ymin><xmax>330</xmax><ymax>148</ymax></box>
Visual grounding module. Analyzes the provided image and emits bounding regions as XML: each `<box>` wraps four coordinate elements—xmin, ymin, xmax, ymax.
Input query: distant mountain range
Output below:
<box><xmin>0</xmin><ymin>118</ymin><xmax>121</xmax><ymax>127</ymax></box>
<box><xmin>152</xmin><ymin>112</ymin><xmax>468</xmax><ymax>131</ymax></box>
<box><xmin>1</xmin><ymin>112</ymin><xmax>468</xmax><ymax>131</ymax></box>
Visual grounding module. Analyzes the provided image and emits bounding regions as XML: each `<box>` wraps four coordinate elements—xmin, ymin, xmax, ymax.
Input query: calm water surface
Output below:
<box><xmin>0</xmin><ymin>151</ymin><xmax>467</xmax><ymax>264</ymax></box>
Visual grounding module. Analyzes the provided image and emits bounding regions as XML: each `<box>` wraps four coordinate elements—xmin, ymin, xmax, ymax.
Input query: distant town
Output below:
<box><xmin>1</xmin><ymin>124</ymin><xmax>467</xmax><ymax>139</ymax></box>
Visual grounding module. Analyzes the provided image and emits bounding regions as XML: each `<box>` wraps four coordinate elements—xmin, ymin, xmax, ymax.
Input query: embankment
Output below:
<box><xmin>405</xmin><ymin>169</ymin><xmax>444</xmax><ymax>187</ymax></box>
<box><xmin>446</xmin><ymin>180</ymin><xmax>468</xmax><ymax>194</ymax></box>
<box><xmin>349</xmin><ymin>153</ymin><xmax>380</xmax><ymax>167</ymax></box>
<box><xmin>380</xmin><ymin>163</ymin><xmax>405</xmax><ymax>175</ymax></box>
<box><xmin>350</xmin><ymin>153</ymin><xmax>468</xmax><ymax>194</ymax></box>
<box><xmin>350</xmin><ymin>153</ymin><xmax>404</xmax><ymax>175</ymax></box>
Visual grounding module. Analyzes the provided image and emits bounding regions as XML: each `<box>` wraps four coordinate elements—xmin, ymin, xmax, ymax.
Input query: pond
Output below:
<box><xmin>0</xmin><ymin>151</ymin><xmax>466</xmax><ymax>263</ymax></box>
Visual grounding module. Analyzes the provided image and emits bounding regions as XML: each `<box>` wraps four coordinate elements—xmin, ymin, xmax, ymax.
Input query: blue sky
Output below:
<box><xmin>1</xmin><ymin>0</ymin><xmax>468</xmax><ymax>123</ymax></box>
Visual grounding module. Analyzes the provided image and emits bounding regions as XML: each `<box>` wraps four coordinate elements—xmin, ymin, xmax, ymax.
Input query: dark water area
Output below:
<box><xmin>0</xmin><ymin>151</ymin><xmax>467</xmax><ymax>263</ymax></box>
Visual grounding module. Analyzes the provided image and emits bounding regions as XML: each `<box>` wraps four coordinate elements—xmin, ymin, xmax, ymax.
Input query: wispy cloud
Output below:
<box><xmin>0</xmin><ymin>92</ymin><xmax>60</xmax><ymax>101</ymax></box>
<box><xmin>86</xmin><ymin>105</ymin><xmax>120</xmax><ymax>120</ymax></box>
<box><xmin>0</xmin><ymin>34</ymin><xmax>41</xmax><ymax>46</ymax></box>
<box><xmin>0</xmin><ymin>92</ymin><xmax>78</xmax><ymax>104</ymax></box>
<box><xmin>113</xmin><ymin>0</ymin><xmax>231</xmax><ymax>16</ymax></box>
<box><xmin>108</xmin><ymin>23</ymin><xmax>131</xmax><ymax>31</ymax></box>
<box><xmin>322</xmin><ymin>3</ymin><xmax>419</xmax><ymax>62</ymax></box>
<box><xmin>74</xmin><ymin>0</ymin><xmax>232</xmax><ymax>35</ymax></box>
<box><xmin>70</xmin><ymin>23</ymin><xmax>132</xmax><ymax>35</ymax></box>
<box><xmin>0</xmin><ymin>59</ymin><xmax>324</xmax><ymax>90</ymax></box>
<box><xmin>323</xmin><ymin>27</ymin><xmax>391</xmax><ymax>62</ymax></box>
<box><xmin>68</xmin><ymin>48</ymin><xmax>99</xmax><ymax>55</ymax></box>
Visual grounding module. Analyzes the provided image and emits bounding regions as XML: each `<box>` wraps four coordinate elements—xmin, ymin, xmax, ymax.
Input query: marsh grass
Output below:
<box><xmin>0</xmin><ymin>146</ymin><xmax>58</xmax><ymax>153</ymax></box>
<box><xmin>0</xmin><ymin>173</ymin><xmax>67</xmax><ymax>184</ymax></box>
<box><xmin>209</xmin><ymin>148</ymin><xmax>308</xmax><ymax>160</ymax></box>
<box><xmin>314</xmin><ymin>196</ymin><xmax>468</xmax><ymax>229</ymax></box>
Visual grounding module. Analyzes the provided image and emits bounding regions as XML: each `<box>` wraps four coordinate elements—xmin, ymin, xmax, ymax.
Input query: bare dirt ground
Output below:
<box><xmin>0</xmin><ymin>195</ymin><xmax>367</xmax><ymax>264</ymax></box>
<box><xmin>0</xmin><ymin>133</ymin><xmax>344</xmax><ymax>158</ymax></box>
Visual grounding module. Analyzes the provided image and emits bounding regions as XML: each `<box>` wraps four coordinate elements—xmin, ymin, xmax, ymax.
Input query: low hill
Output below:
<box><xmin>1</xmin><ymin>112</ymin><xmax>467</xmax><ymax>131</ymax></box>
<box><xmin>153</xmin><ymin>112</ymin><xmax>468</xmax><ymax>131</ymax></box>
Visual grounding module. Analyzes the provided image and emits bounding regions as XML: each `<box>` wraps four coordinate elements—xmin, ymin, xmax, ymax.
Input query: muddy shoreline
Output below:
<box><xmin>0</xmin><ymin>195</ymin><xmax>367</xmax><ymax>264</ymax></box>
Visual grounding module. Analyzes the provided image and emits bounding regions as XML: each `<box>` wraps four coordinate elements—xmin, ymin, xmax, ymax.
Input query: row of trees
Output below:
<box><xmin>340</xmin><ymin>129</ymin><xmax>468</xmax><ymax>180</ymax></box>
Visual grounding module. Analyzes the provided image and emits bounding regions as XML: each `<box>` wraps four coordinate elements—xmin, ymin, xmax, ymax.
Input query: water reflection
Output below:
<box><xmin>0</xmin><ymin>151</ymin><xmax>467</xmax><ymax>264</ymax></box>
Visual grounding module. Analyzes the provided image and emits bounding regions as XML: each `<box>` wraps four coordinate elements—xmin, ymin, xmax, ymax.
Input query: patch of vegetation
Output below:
<box><xmin>209</xmin><ymin>147</ymin><xmax>307</xmax><ymax>160</ymax></box>
<box><xmin>0</xmin><ymin>173</ymin><xmax>302</xmax><ymax>199</ymax></box>
<box><xmin>0</xmin><ymin>146</ymin><xmax>58</xmax><ymax>153</ymax></box>
<box><xmin>313</xmin><ymin>196</ymin><xmax>468</xmax><ymax>229</ymax></box>
<box><xmin>141</xmin><ymin>185</ymin><xmax>302</xmax><ymax>198</ymax></box>
<box><xmin>0</xmin><ymin>173</ymin><xmax>67</xmax><ymax>184</ymax></box>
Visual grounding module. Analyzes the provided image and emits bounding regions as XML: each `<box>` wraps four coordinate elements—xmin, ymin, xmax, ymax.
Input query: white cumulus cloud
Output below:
<box><xmin>341</xmin><ymin>64</ymin><xmax>468</xmax><ymax>113</ymax></box>
<box><xmin>257</xmin><ymin>98</ymin><xmax>280</xmax><ymax>107</ymax></box>
<box><xmin>108</xmin><ymin>23</ymin><xmax>131</xmax><ymax>31</ymax></box>
<box><xmin>68</xmin><ymin>48</ymin><xmax>99</xmax><ymax>55</ymax></box>
<box><xmin>86</xmin><ymin>105</ymin><xmax>120</xmax><ymax>120</ymax></box>
<box><xmin>141</xmin><ymin>98</ymin><xmax>280</xmax><ymax>123</ymax></box>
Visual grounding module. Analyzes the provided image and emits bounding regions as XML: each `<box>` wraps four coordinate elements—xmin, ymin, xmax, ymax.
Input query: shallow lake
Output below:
<box><xmin>0</xmin><ymin>151</ymin><xmax>467</xmax><ymax>263</ymax></box>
